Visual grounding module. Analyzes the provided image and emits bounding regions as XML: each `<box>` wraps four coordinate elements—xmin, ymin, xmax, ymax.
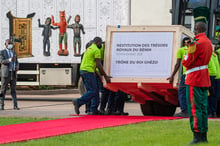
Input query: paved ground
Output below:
<box><xmin>1</xmin><ymin>89</ymin><xmax>143</xmax><ymax>118</ymax></box>
<box><xmin>1</xmin><ymin>89</ymin><xmax>219</xmax><ymax>122</ymax></box>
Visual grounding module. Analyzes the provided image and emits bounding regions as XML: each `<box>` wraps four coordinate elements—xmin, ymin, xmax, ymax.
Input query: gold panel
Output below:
<box><xmin>13</xmin><ymin>18</ymin><xmax>33</xmax><ymax>58</ymax></box>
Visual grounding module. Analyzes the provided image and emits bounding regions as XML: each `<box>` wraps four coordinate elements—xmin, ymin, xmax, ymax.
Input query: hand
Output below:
<box><xmin>188</xmin><ymin>45</ymin><xmax>196</xmax><ymax>54</ymax></box>
<box><xmin>166</xmin><ymin>76</ymin><xmax>174</xmax><ymax>84</ymax></box>
<box><xmin>105</xmin><ymin>76</ymin><xmax>111</xmax><ymax>83</ymax></box>
<box><xmin>187</xmin><ymin>39</ymin><xmax>198</xmax><ymax>54</ymax></box>
<box><xmin>15</xmin><ymin>66</ymin><xmax>18</xmax><ymax>71</ymax></box>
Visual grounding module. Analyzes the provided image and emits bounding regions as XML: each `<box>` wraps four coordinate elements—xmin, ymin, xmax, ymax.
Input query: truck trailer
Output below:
<box><xmin>0</xmin><ymin>0</ymin><xmax>130</xmax><ymax>86</ymax></box>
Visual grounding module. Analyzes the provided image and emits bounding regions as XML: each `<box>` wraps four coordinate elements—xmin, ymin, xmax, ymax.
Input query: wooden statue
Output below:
<box><xmin>68</xmin><ymin>15</ymin><xmax>85</xmax><ymax>56</ymax></box>
<box><xmin>51</xmin><ymin>11</ymin><xmax>71</xmax><ymax>56</ymax></box>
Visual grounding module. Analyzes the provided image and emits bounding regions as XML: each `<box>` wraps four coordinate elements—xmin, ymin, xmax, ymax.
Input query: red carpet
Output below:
<box><xmin>0</xmin><ymin>115</ymin><xmax>182</xmax><ymax>144</ymax></box>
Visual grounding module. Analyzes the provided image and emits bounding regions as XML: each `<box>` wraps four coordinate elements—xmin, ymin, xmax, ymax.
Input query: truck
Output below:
<box><xmin>79</xmin><ymin>0</ymin><xmax>220</xmax><ymax>116</ymax></box>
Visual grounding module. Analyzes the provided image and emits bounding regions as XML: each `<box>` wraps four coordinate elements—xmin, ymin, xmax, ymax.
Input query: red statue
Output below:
<box><xmin>51</xmin><ymin>11</ymin><xmax>71</xmax><ymax>56</ymax></box>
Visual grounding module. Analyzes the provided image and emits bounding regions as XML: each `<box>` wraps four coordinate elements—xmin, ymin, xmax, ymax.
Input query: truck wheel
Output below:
<box><xmin>140</xmin><ymin>101</ymin><xmax>155</xmax><ymax>115</ymax></box>
<box><xmin>152</xmin><ymin>102</ymin><xmax>176</xmax><ymax>116</ymax></box>
<box><xmin>140</xmin><ymin>100</ymin><xmax>176</xmax><ymax>116</ymax></box>
<box><xmin>78</xmin><ymin>77</ymin><xmax>86</xmax><ymax>96</ymax></box>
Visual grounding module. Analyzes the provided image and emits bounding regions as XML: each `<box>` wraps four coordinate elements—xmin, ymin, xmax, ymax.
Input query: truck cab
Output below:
<box><xmin>171</xmin><ymin>0</ymin><xmax>220</xmax><ymax>44</ymax></box>
<box><xmin>171</xmin><ymin>0</ymin><xmax>220</xmax><ymax>116</ymax></box>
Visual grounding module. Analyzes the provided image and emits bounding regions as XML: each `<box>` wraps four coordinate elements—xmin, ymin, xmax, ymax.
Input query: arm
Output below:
<box><xmin>38</xmin><ymin>19</ymin><xmax>44</xmax><ymax>28</ymax></box>
<box><xmin>0</xmin><ymin>51</ymin><xmax>10</xmax><ymax>65</ymax></box>
<box><xmin>81</xmin><ymin>24</ymin><xmax>85</xmax><ymax>34</ymax></box>
<box><xmin>95</xmin><ymin>58</ymin><xmax>111</xmax><ymax>83</ymax></box>
<box><xmin>182</xmin><ymin>53</ymin><xmax>196</xmax><ymax>68</ymax></box>
<box><xmin>51</xmin><ymin>26</ymin><xmax>60</xmax><ymax>30</ymax></box>
<box><xmin>182</xmin><ymin>41</ymin><xmax>197</xmax><ymax>68</ymax></box>
<box><xmin>67</xmin><ymin>16</ymin><xmax>72</xmax><ymax>24</ymax></box>
<box><xmin>67</xmin><ymin>24</ymin><xmax>73</xmax><ymax>29</ymax></box>
<box><xmin>51</xmin><ymin>16</ymin><xmax>59</xmax><ymax>26</ymax></box>
<box><xmin>13</xmin><ymin>51</ymin><xmax>19</xmax><ymax>71</ymax></box>
<box><xmin>167</xmin><ymin>58</ymin><xmax>181</xmax><ymax>84</ymax></box>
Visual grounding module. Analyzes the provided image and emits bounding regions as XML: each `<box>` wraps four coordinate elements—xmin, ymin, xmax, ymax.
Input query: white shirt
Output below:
<box><xmin>6</xmin><ymin>48</ymin><xmax>16</xmax><ymax>71</ymax></box>
<box><xmin>6</xmin><ymin>48</ymin><xmax>13</xmax><ymax>62</ymax></box>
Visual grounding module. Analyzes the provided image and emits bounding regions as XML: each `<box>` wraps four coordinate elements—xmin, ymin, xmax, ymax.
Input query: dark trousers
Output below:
<box><xmin>215</xmin><ymin>79</ymin><xmax>220</xmax><ymax>101</ymax></box>
<box><xmin>208</xmin><ymin>76</ymin><xmax>217</xmax><ymax>115</ymax></box>
<box><xmin>107</xmin><ymin>91</ymin><xmax>116</xmax><ymax>111</ymax></box>
<box><xmin>77</xmin><ymin>71</ymin><xmax>99</xmax><ymax>112</ymax></box>
<box><xmin>90</xmin><ymin>74</ymin><xmax>116</xmax><ymax>112</ymax></box>
<box><xmin>113</xmin><ymin>90</ymin><xmax>127</xmax><ymax>112</ymax></box>
<box><xmin>216</xmin><ymin>79</ymin><xmax>220</xmax><ymax>116</ymax></box>
<box><xmin>100</xmin><ymin>88</ymin><xmax>110</xmax><ymax>111</ymax></box>
<box><xmin>85</xmin><ymin>73</ymin><xmax>102</xmax><ymax>113</ymax></box>
<box><xmin>43</xmin><ymin>38</ymin><xmax>50</xmax><ymax>56</ymax></box>
<box><xmin>178</xmin><ymin>75</ymin><xmax>187</xmax><ymax>112</ymax></box>
<box><xmin>0</xmin><ymin>71</ymin><xmax>18</xmax><ymax>107</ymax></box>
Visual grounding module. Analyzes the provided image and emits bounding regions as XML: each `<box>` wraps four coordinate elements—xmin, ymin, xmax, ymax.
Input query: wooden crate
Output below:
<box><xmin>104</xmin><ymin>25</ymin><xmax>194</xmax><ymax>105</ymax></box>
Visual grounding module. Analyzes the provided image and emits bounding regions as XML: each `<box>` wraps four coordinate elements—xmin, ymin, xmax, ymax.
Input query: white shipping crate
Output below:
<box><xmin>104</xmin><ymin>25</ymin><xmax>194</xmax><ymax>87</ymax></box>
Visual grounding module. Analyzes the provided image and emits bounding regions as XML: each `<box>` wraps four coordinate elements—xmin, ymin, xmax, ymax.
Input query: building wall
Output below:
<box><xmin>131</xmin><ymin>0</ymin><xmax>172</xmax><ymax>25</ymax></box>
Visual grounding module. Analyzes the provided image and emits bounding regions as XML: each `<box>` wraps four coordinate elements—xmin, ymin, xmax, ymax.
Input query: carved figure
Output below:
<box><xmin>38</xmin><ymin>17</ymin><xmax>59</xmax><ymax>56</ymax></box>
<box><xmin>51</xmin><ymin>11</ymin><xmax>71</xmax><ymax>56</ymax></box>
<box><xmin>68</xmin><ymin>15</ymin><xmax>85</xmax><ymax>56</ymax></box>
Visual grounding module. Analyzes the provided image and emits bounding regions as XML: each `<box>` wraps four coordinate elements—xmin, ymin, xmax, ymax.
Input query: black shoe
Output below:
<box><xmin>99</xmin><ymin>109</ymin><xmax>105</xmax><ymax>115</ymax></box>
<box><xmin>201</xmin><ymin>132</ymin><xmax>208</xmax><ymax>143</ymax></box>
<box><xmin>72</xmin><ymin>99</ymin><xmax>80</xmax><ymax>115</ymax></box>
<box><xmin>111</xmin><ymin>111</ymin><xmax>121</xmax><ymax>115</ymax></box>
<box><xmin>120</xmin><ymin>112</ymin><xmax>129</xmax><ymax>116</ymax></box>
<box><xmin>85</xmin><ymin>110</ymin><xmax>90</xmax><ymax>113</ymax></box>
<box><xmin>173</xmin><ymin>111</ymin><xmax>188</xmax><ymax>117</ymax></box>
<box><xmin>87</xmin><ymin>111</ymin><xmax>101</xmax><ymax>115</ymax></box>
<box><xmin>213</xmin><ymin>112</ymin><xmax>217</xmax><ymax>118</ymax></box>
<box><xmin>189</xmin><ymin>132</ymin><xmax>203</xmax><ymax>145</ymax></box>
<box><xmin>14</xmin><ymin>106</ymin><xmax>20</xmax><ymax>110</ymax></box>
<box><xmin>111</xmin><ymin>111</ymin><xmax>129</xmax><ymax>116</ymax></box>
<box><xmin>104</xmin><ymin>110</ymin><xmax>112</xmax><ymax>115</ymax></box>
<box><xmin>208</xmin><ymin>112</ymin><xmax>217</xmax><ymax>118</ymax></box>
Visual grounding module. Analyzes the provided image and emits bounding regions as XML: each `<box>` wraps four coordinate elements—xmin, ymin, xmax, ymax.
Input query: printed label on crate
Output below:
<box><xmin>110</xmin><ymin>32</ymin><xmax>173</xmax><ymax>78</ymax></box>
